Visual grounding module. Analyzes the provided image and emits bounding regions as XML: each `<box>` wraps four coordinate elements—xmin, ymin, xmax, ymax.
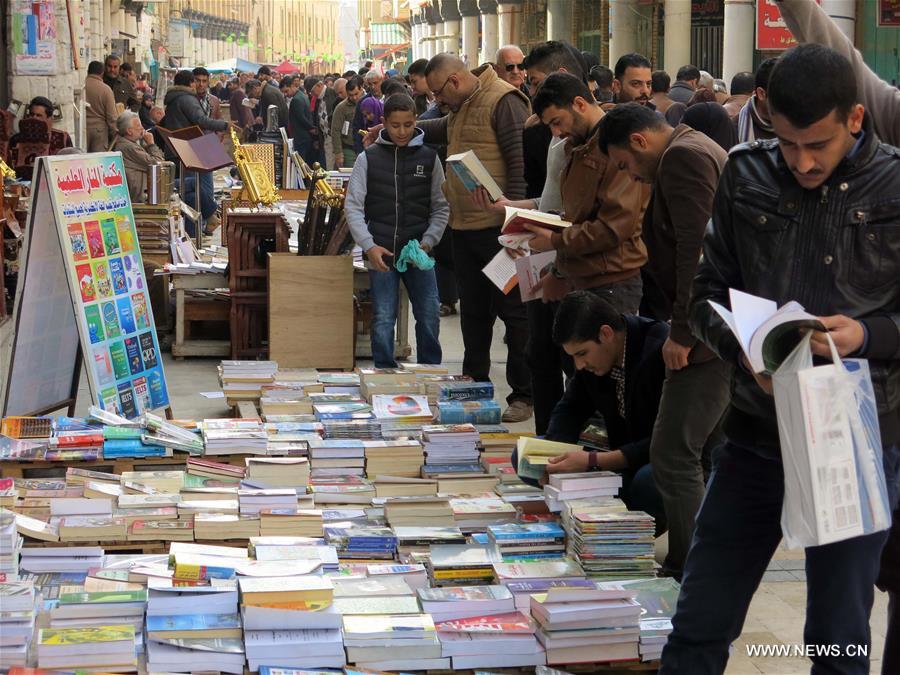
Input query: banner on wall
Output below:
<box><xmin>12</xmin><ymin>0</ymin><xmax>59</xmax><ymax>75</ymax></box>
<box><xmin>757</xmin><ymin>0</ymin><xmax>822</xmax><ymax>51</ymax></box>
<box><xmin>4</xmin><ymin>154</ymin><xmax>170</xmax><ymax>418</ymax></box>
<box><xmin>879</xmin><ymin>0</ymin><xmax>900</xmax><ymax>26</ymax></box>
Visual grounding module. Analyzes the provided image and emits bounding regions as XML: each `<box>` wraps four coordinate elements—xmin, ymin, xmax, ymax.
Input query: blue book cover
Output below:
<box><xmin>437</xmin><ymin>400</ymin><xmax>502</xmax><ymax>425</ymax></box>
<box><xmin>438</xmin><ymin>381</ymin><xmax>495</xmax><ymax>402</ymax></box>
<box><xmin>487</xmin><ymin>522</ymin><xmax>565</xmax><ymax>541</ymax></box>
<box><xmin>146</xmin><ymin>613</ymin><xmax>241</xmax><ymax>632</ymax></box>
<box><xmin>117</xmin><ymin>296</ymin><xmax>137</xmax><ymax>334</ymax></box>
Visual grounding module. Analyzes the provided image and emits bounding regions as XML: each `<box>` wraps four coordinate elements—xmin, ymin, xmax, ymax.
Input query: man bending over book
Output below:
<box><xmin>514</xmin><ymin>291</ymin><xmax>669</xmax><ymax>534</ymax></box>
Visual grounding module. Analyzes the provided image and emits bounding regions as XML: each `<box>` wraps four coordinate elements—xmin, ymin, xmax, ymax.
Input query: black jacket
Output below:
<box><xmin>546</xmin><ymin>315</ymin><xmax>670</xmax><ymax>469</ymax></box>
<box><xmin>690</xmin><ymin>113</ymin><xmax>900</xmax><ymax>451</ymax></box>
<box><xmin>364</xmin><ymin>128</ymin><xmax>438</xmax><ymax>251</ymax></box>
<box><xmin>289</xmin><ymin>89</ymin><xmax>316</xmax><ymax>150</ymax></box>
<box><xmin>259</xmin><ymin>82</ymin><xmax>288</xmax><ymax>128</ymax></box>
<box><xmin>161</xmin><ymin>86</ymin><xmax>229</xmax><ymax>160</ymax></box>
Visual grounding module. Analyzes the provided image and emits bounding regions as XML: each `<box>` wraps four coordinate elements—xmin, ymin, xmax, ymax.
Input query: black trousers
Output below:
<box><xmin>452</xmin><ymin>228</ymin><xmax>532</xmax><ymax>405</ymax></box>
<box><xmin>432</xmin><ymin>227</ymin><xmax>458</xmax><ymax>306</ymax></box>
<box><xmin>527</xmin><ymin>275</ymin><xmax>643</xmax><ymax>435</ymax></box>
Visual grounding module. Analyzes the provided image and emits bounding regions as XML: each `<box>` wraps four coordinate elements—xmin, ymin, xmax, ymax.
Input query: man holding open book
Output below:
<box><xmin>661</xmin><ymin>45</ymin><xmax>900</xmax><ymax>675</ymax></box>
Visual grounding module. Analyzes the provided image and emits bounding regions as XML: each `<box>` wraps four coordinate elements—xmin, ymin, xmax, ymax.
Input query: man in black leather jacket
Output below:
<box><xmin>661</xmin><ymin>44</ymin><xmax>900</xmax><ymax>675</ymax></box>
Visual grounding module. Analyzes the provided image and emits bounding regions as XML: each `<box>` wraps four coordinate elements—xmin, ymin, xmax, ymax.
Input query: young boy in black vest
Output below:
<box><xmin>345</xmin><ymin>93</ymin><xmax>450</xmax><ymax>367</ymax></box>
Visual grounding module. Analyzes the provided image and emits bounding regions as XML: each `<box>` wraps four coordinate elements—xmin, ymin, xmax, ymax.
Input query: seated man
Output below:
<box><xmin>514</xmin><ymin>291</ymin><xmax>669</xmax><ymax>533</ymax></box>
<box><xmin>6</xmin><ymin>96</ymin><xmax>72</xmax><ymax>178</ymax></box>
<box><xmin>111</xmin><ymin>111</ymin><xmax>164</xmax><ymax>204</ymax></box>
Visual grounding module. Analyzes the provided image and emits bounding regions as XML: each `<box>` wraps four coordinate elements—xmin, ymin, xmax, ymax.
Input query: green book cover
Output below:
<box><xmin>109</xmin><ymin>341</ymin><xmax>129</xmax><ymax>380</ymax></box>
<box><xmin>58</xmin><ymin>589</ymin><xmax>148</xmax><ymax>604</ymax></box>
<box><xmin>84</xmin><ymin>305</ymin><xmax>105</xmax><ymax>344</ymax></box>
<box><xmin>100</xmin><ymin>218</ymin><xmax>121</xmax><ymax>256</ymax></box>
<box><xmin>103</xmin><ymin>426</ymin><xmax>143</xmax><ymax>440</ymax></box>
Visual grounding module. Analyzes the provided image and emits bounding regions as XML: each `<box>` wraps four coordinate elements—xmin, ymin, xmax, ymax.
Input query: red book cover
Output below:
<box><xmin>435</xmin><ymin>611</ymin><xmax>535</xmax><ymax>634</ymax></box>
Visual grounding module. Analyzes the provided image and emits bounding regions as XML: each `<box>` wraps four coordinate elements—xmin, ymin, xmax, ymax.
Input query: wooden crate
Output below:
<box><xmin>268</xmin><ymin>253</ymin><xmax>354</xmax><ymax>369</ymax></box>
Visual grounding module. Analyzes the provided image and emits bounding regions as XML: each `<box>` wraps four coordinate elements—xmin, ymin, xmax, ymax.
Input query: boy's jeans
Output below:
<box><xmin>369</xmin><ymin>265</ymin><xmax>441</xmax><ymax>368</ymax></box>
<box><xmin>660</xmin><ymin>441</ymin><xmax>900</xmax><ymax>675</ymax></box>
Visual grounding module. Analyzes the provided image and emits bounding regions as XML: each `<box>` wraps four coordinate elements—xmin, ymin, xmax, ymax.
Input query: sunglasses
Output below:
<box><xmin>505</xmin><ymin>63</ymin><xmax>525</xmax><ymax>72</ymax></box>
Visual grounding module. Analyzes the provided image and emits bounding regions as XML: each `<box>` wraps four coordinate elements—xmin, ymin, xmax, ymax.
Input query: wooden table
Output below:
<box><xmin>172</xmin><ymin>272</ymin><xmax>230</xmax><ymax>359</ymax></box>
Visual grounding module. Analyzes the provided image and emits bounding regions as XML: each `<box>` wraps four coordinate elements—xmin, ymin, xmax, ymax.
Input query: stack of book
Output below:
<box><xmin>437</xmin><ymin>400</ymin><xmax>502</xmax><ymax>425</ymax></box>
<box><xmin>308</xmin><ymin>476</ymin><xmax>376</xmax><ymax>505</ymax></box>
<box><xmin>250</xmin><ymin>540</ymin><xmax>339</xmax><ymax>574</ymax></box>
<box><xmin>393</xmin><ymin>525</ymin><xmax>466</xmax><ymax>556</ymax></box>
<box><xmin>493</xmin><ymin>560</ymin><xmax>586</xmax><ymax>588</ymax></box>
<box><xmin>37</xmin><ymin>624</ymin><xmax>138</xmax><ymax>670</ymax></box>
<box><xmin>562</xmin><ymin>505</ymin><xmax>657</xmax><ymax>579</ymax></box>
<box><xmin>202</xmin><ymin>419</ymin><xmax>269</xmax><ymax>455</ymax></box>
<box><xmin>309</xmin><ymin>440</ymin><xmax>366</xmax><ymax>478</ymax></box>
<box><xmin>168</xmin><ymin>542</ymin><xmax>248</xmax><ymax>582</ymax></box>
<box><xmin>313</xmin><ymin>401</ymin><xmax>373</xmax><ymax>423</ymax></box>
<box><xmin>219</xmin><ymin>360</ymin><xmax>278</xmax><ymax>406</ymax></box>
<box><xmin>450</xmin><ymin>495</ymin><xmax>517</xmax><ymax>531</ymax></box>
<box><xmin>186</xmin><ymin>457</ymin><xmax>246</xmax><ymax>483</ymax></box>
<box><xmin>418</xmin><ymin>584</ymin><xmax>516</xmax><ymax>622</ymax></box>
<box><xmin>384</xmin><ymin>496</ymin><xmax>455</xmax><ymax>528</ymax></box>
<box><xmin>0</xmin><ymin>508</ymin><xmax>21</xmax><ymax>580</ymax></box>
<box><xmin>436</xmin><ymin>381</ymin><xmax>495</xmax><ymax>402</ymax></box>
<box><xmin>241</xmin><ymin>575</ymin><xmax>344</xmax><ymax>671</ymax></box>
<box><xmin>543</xmin><ymin>471</ymin><xmax>623</xmax><ymax>512</ymax></box>
<box><xmin>19</xmin><ymin>546</ymin><xmax>103</xmax><ymax>573</ymax></box>
<box><xmin>434</xmin><ymin>610</ymin><xmax>546</xmax><ymax>669</ymax></box>
<box><xmin>0</xmin><ymin>580</ymin><xmax>35</xmax><ymax>668</ymax></box>
<box><xmin>486</xmin><ymin>522</ymin><xmax>567</xmax><ymax>561</ymax></box>
<box><xmin>127</xmin><ymin>519</ymin><xmax>194</xmax><ymax>544</ymax></box>
<box><xmin>194</xmin><ymin>512</ymin><xmax>261</xmax><ymax>540</ymax></box>
<box><xmin>49</xmin><ymin>586</ymin><xmax>147</xmax><ymax>629</ymax></box>
<box><xmin>358</xmin><ymin>368</ymin><xmax>419</xmax><ymax>401</ymax></box>
<box><xmin>103</xmin><ymin>424</ymin><xmax>168</xmax><ymax>458</ymax></box>
<box><xmin>325</xmin><ymin>525</ymin><xmax>397</xmax><ymax>561</ymax></box>
<box><xmin>505</xmin><ymin>578</ymin><xmax>598</xmax><ymax>612</ymax></box>
<box><xmin>427</xmin><ymin>544</ymin><xmax>500</xmax><ymax>587</ymax></box>
<box><xmin>422</xmin><ymin>424</ymin><xmax>480</xmax><ymax>475</ymax></box>
<box><xmin>343</xmin><ymin>613</ymin><xmax>446</xmax><ymax>671</ymax></box>
<box><xmin>612</xmin><ymin>577</ymin><xmax>681</xmax><ymax>661</ymax></box>
<box><xmin>364</xmin><ymin>440</ymin><xmax>425</xmax><ymax>479</ymax></box>
<box><xmin>530</xmin><ymin>585</ymin><xmax>642</xmax><ymax>665</ymax></box>
<box><xmin>259</xmin><ymin>508</ymin><xmax>323</xmax><ymax>537</ymax></box>
<box><xmin>371</xmin><ymin>394</ymin><xmax>434</xmax><ymax>435</ymax></box>
<box><xmin>145</xmin><ymin>576</ymin><xmax>244</xmax><ymax>673</ymax></box>
<box><xmin>322</xmin><ymin>419</ymin><xmax>382</xmax><ymax>440</ymax></box>
<box><xmin>332</xmin><ymin>575</ymin><xmax>417</xmax><ymax>600</ymax></box>
<box><xmin>245</xmin><ymin>457</ymin><xmax>310</xmax><ymax>488</ymax></box>
<box><xmin>58</xmin><ymin>515</ymin><xmax>128</xmax><ymax>542</ymax></box>
<box><xmin>238</xmin><ymin>488</ymin><xmax>297</xmax><ymax>516</ymax></box>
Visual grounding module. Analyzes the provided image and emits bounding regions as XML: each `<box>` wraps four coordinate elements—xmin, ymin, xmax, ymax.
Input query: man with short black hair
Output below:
<box><xmin>257</xmin><ymin>66</ymin><xmax>288</xmax><ymax>127</ymax></box>
<box><xmin>660</xmin><ymin>44</ymin><xmax>900</xmax><ymax>675</ymax></box>
<box><xmin>598</xmin><ymin>102</ymin><xmax>730</xmax><ymax>579</ymax></box>
<box><xmin>332</xmin><ymin>76</ymin><xmax>365</xmax><ymax>168</ymax></box>
<box><xmin>104</xmin><ymin>53</ymin><xmax>139</xmax><ymax>111</ymax></box>
<box><xmin>722</xmin><ymin>71</ymin><xmax>754</xmax><ymax>119</ymax></box>
<box><xmin>650</xmin><ymin>70</ymin><xmax>674</xmax><ymax>113</ymax></box>
<box><xmin>85</xmin><ymin>60</ymin><xmax>118</xmax><ymax>152</ymax></box>
<box><xmin>667</xmin><ymin>64</ymin><xmax>700</xmax><ymax>104</ymax></box>
<box><xmin>230</xmin><ymin>78</ymin><xmax>258</xmax><ymax>132</ymax></box>
<box><xmin>192</xmin><ymin>67</ymin><xmax>223</xmax><ymax>132</ymax></box>
<box><xmin>613</xmin><ymin>53</ymin><xmax>654</xmax><ymax>106</ymax></box>
<box><xmin>590</xmin><ymin>65</ymin><xmax>614</xmax><ymax>103</ymax></box>
<box><xmin>290</xmin><ymin>76</ymin><xmax>318</xmax><ymax>166</ymax></box>
<box><xmin>736</xmin><ymin>57</ymin><xmax>778</xmax><ymax>142</ymax></box>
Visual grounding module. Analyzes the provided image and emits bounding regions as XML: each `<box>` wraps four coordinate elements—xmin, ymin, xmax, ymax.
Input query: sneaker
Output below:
<box><xmin>502</xmin><ymin>400</ymin><xmax>534</xmax><ymax>423</ymax></box>
<box><xmin>439</xmin><ymin>303</ymin><xmax>457</xmax><ymax>317</ymax></box>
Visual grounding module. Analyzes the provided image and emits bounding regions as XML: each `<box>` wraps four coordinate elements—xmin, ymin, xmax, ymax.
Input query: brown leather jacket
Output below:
<box><xmin>552</xmin><ymin>120</ymin><xmax>648</xmax><ymax>289</ymax></box>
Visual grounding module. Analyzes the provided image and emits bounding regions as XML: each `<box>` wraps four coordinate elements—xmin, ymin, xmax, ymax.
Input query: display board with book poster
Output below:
<box><xmin>3</xmin><ymin>154</ymin><xmax>170</xmax><ymax>418</ymax></box>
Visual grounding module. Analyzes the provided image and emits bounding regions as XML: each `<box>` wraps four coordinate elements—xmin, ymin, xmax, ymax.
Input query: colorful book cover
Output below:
<box><xmin>101</xmin><ymin>301</ymin><xmax>122</xmax><ymax>338</ymax></box>
<box><xmin>58</xmin><ymin>589</ymin><xmax>147</xmax><ymax>604</ymax></box>
<box><xmin>109</xmin><ymin>341</ymin><xmax>130</xmax><ymax>380</ymax></box>
<box><xmin>116</xmin><ymin>297</ymin><xmax>136</xmax><ymax>334</ymax></box>
<box><xmin>92</xmin><ymin>346</ymin><xmax>114</xmax><ymax>386</ymax></box>
<box><xmin>75</xmin><ymin>264</ymin><xmax>96</xmax><ymax>303</ymax></box>
<box><xmin>116</xmin><ymin>216</ymin><xmax>137</xmax><ymax>253</ymax></box>
<box><xmin>108</xmin><ymin>257</ymin><xmax>127</xmax><ymax>296</ymax></box>
<box><xmin>146</xmin><ymin>614</ymin><xmax>241</xmax><ymax>633</ymax></box>
<box><xmin>117</xmin><ymin>382</ymin><xmax>137</xmax><ymax>418</ymax></box>
<box><xmin>131</xmin><ymin>293</ymin><xmax>150</xmax><ymax>330</ymax></box>
<box><xmin>100</xmin><ymin>218</ymin><xmax>121</xmax><ymax>256</ymax></box>
<box><xmin>84</xmin><ymin>305</ymin><xmax>105</xmax><ymax>344</ymax></box>
<box><xmin>138</xmin><ymin>332</ymin><xmax>158</xmax><ymax>369</ymax></box>
<box><xmin>124</xmin><ymin>336</ymin><xmax>144</xmax><ymax>375</ymax></box>
<box><xmin>68</xmin><ymin>222</ymin><xmax>88</xmax><ymax>261</ymax></box>
<box><xmin>84</xmin><ymin>221</ymin><xmax>105</xmax><ymax>258</ymax></box>
<box><xmin>38</xmin><ymin>624</ymin><xmax>135</xmax><ymax>645</ymax></box>
<box><xmin>100</xmin><ymin>387</ymin><xmax>121</xmax><ymax>413</ymax></box>
<box><xmin>147</xmin><ymin>369</ymin><xmax>168</xmax><ymax>408</ymax></box>
<box><xmin>433</xmin><ymin>612</ymin><xmax>535</xmax><ymax>634</ymax></box>
<box><xmin>123</xmin><ymin>253</ymin><xmax>144</xmax><ymax>292</ymax></box>
<box><xmin>92</xmin><ymin>260</ymin><xmax>112</xmax><ymax>298</ymax></box>
<box><xmin>133</xmin><ymin>376</ymin><xmax>151</xmax><ymax>413</ymax></box>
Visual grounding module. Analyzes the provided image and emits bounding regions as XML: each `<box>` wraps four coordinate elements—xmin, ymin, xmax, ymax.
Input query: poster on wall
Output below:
<box><xmin>880</xmin><ymin>0</ymin><xmax>900</xmax><ymax>26</ymax></box>
<box><xmin>12</xmin><ymin>0</ymin><xmax>59</xmax><ymax>75</ymax></box>
<box><xmin>757</xmin><ymin>0</ymin><xmax>823</xmax><ymax>51</ymax></box>
<box><xmin>5</xmin><ymin>154</ymin><xmax>170</xmax><ymax>418</ymax></box>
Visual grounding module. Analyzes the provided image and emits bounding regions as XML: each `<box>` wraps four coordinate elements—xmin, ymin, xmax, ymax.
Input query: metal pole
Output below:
<box><xmin>195</xmin><ymin>169</ymin><xmax>203</xmax><ymax>250</ymax></box>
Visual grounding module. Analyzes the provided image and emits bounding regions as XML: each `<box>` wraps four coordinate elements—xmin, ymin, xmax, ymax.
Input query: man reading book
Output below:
<box><xmin>512</xmin><ymin>291</ymin><xmax>668</xmax><ymax>533</ymax></box>
<box><xmin>661</xmin><ymin>45</ymin><xmax>900</xmax><ymax>675</ymax></box>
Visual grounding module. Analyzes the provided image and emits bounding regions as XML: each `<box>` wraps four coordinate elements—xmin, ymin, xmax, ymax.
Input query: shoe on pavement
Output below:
<box><xmin>502</xmin><ymin>400</ymin><xmax>533</xmax><ymax>423</ymax></box>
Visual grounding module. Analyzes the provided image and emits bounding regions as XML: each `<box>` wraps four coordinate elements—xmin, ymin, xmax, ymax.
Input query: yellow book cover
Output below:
<box><xmin>39</xmin><ymin>624</ymin><xmax>135</xmax><ymax>645</ymax></box>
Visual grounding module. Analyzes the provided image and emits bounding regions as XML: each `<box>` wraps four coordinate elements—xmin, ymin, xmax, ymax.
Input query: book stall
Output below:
<box><xmin>0</xmin><ymin>363</ymin><xmax>675</xmax><ymax>673</ymax></box>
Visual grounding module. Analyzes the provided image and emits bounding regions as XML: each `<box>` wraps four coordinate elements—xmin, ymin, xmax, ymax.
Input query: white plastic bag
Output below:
<box><xmin>773</xmin><ymin>333</ymin><xmax>891</xmax><ymax>549</ymax></box>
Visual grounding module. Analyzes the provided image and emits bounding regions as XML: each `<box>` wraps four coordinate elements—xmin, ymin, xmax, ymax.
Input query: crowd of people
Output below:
<box><xmin>1</xmin><ymin>1</ymin><xmax>897</xmax><ymax>671</ymax></box>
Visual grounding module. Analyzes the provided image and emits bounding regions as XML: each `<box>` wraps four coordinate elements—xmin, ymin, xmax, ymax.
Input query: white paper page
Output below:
<box><xmin>728</xmin><ymin>289</ymin><xmax>778</xmax><ymax>353</ymax></box>
<box><xmin>516</xmin><ymin>251</ymin><xmax>556</xmax><ymax>302</ymax></box>
<box><xmin>482</xmin><ymin>249</ymin><xmax>519</xmax><ymax>294</ymax></box>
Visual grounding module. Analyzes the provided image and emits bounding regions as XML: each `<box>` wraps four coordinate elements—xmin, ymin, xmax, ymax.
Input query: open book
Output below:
<box><xmin>501</xmin><ymin>207</ymin><xmax>572</xmax><ymax>235</ymax></box>
<box><xmin>516</xmin><ymin>437</ymin><xmax>582</xmax><ymax>481</ymax></box>
<box><xmin>709</xmin><ymin>289</ymin><xmax>825</xmax><ymax>374</ymax></box>
<box><xmin>446</xmin><ymin>150</ymin><xmax>504</xmax><ymax>201</ymax></box>
<box><xmin>516</xmin><ymin>251</ymin><xmax>556</xmax><ymax>302</ymax></box>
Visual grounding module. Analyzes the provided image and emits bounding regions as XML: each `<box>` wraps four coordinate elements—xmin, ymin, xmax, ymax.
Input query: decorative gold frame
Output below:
<box><xmin>230</xmin><ymin>129</ymin><xmax>280</xmax><ymax>207</ymax></box>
